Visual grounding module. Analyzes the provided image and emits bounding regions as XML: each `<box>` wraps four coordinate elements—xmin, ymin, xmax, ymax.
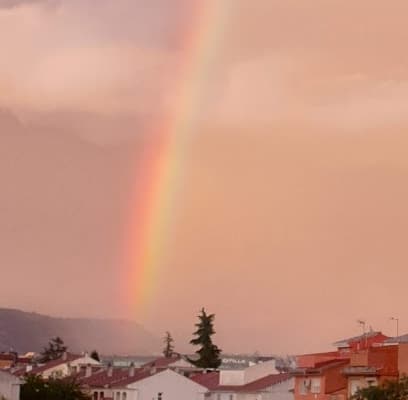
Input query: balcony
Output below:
<box><xmin>342</xmin><ymin>366</ymin><xmax>378</xmax><ymax>376</ymax></box>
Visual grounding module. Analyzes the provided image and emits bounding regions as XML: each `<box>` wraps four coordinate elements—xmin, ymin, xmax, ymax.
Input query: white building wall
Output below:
<box><xmin>128</xmin><ymin>369</ymin><xmax>207</xmax><ymax>400</ymax></box>
<box><xmin>244</xmin><ymin>361</ymin><xmax>279</xmax><ymax>384</ymax></box>
<box><xmin>236</xmin><ymin>393</ymin><xmax>262</xmax><ymax>400</ymax></box>
<box><xmin>261</xmin><ymin>378</ymin><xmax>294</xmax><ymax>400</ymax></box>
<box><xmin>90</xmin><ymin>388</ymin><xmax>136</xmax><ymax>400</ymax></box>
<box><xmin>209</xmin><ymin>377</ymin><xmax>294</xmax><ymax>400</ymax></box>
<box><xmin>0</xmin><ymin>371</ymin><xmax>21</xmax><ymax>400</ymax></box>
<box><xmin>220</xmin><ymin>360</ymin><xmax>279</xmax><ymax>387</ymax></box>
<box><xmin>220</xmin><ymin>370</ymin><xmax>246</xmax><ymax>385</ymax></box>
<box><xmin>41</xmin><ymin>355</ymin><xmax>100</xmax><ymax>378</ymax></box>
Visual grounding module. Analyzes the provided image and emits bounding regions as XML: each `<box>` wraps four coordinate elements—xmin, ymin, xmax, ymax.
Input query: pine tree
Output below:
<box><xmin>39</xmin><ymin>336</ymin><xmax>67</xmax><ymax>362</ymax></box>
<box><xmin>90</xmin><ymin>350</ymin><xmax>100</xmax><ymax>362</ymax></box>
<box><xmin>189</xmin><ymin>308</ymin><xmax>222</xmax><ymax>369</ymax></box>
<box><xmin>163</xmin><ymin>331</ymin><xmax>175</xmax><ymax>358</ymax></box>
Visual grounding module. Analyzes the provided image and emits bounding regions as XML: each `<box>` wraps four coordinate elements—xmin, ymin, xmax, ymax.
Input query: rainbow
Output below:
<box><xmin>124</xmin><ymin>1</ymin><xmax>232</xmax><ymax>319</ymax></box>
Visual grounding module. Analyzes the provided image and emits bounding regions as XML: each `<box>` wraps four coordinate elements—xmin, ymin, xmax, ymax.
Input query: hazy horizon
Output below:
<box><xmin>2</xmin><ymin>0</ymin><xmax>408</xmax><ymax>355</ymax></box>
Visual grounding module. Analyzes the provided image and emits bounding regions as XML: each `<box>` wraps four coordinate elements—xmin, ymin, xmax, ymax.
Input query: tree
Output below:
<box><xmin>163</xmin><ymin>331</ymin><xmax>175</xmax><ymax>358</ymax></box>
<box><xmin>353</xmin><ymin>376</ymin><xmax>408</xmax><ymax>400</ymax></box>
<box><xmin>20</xmin><ymin>374</ymin><xmax>90</xmax><ymax>400</ymax></box>
<box><xmin>39</xmin><ymin>336</ymin><xmax>67</xmax><ymax>362</ymax></box>
<box><xmin>189</xmin><ymin>308</ymin><xmax>222</xmax><ymax>369</ymax></box>
<box><xmin>90</xmin><ymin>350</ymin><xmax>100</xmax><ymax>362</ymax></box>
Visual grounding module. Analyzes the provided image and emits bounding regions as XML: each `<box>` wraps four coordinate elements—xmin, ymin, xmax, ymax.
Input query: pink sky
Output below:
<box><xmin>1</xmin><ymin>0</ymin><xmax>408</xmax><ymax>354</ymax></box>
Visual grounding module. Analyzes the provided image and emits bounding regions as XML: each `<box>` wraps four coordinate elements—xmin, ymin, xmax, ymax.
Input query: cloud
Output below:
<box><xmin>0</xmin><ymin>0</ymin><xmax>222</xmax><ymax>123</ymax></box>
<box><xmin>2</xmin><ymin>0</ymin><xmax>408</xmax><ymax>138</ymax></box>
<box><xmin>0</xmin><ymin>0</ymin><xmax>57</xmax><ymax>9</ymax></box>
<box><xmin>0</xmin><ymin>1</ymin><xmax>183</xmax><ymax>117</ymax></box>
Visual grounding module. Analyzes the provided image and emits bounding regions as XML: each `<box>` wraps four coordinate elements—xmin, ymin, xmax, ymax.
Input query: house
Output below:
<box><xmin>0</xmin><ymin>354</ymin><xmax>15</xmax><ymax>370</ymax></box>
<box><xmin>296</xmin><ymin>352</ymin><xmax>347</xmax><ymax>369</ymax></box>
<box><xmin>0</xmin><ymin>369</ymin><xmax>22</xmax><ymax>400</ymax></box>
<box><xmin>24</xmin><ymin>352</ymin><xmax>101</xmax><ymax>378</ymax></box>
<box><xmin>342</xmin><ymin>345</ymin><xmax>398</xmax><ymax>398</ymax></box>
<box><xmin>0</xmin><ymin>352</ymin><xmax>33</xmax><ymax>370</ymax></box>
<box><xmin>191</xmin><ymin>360</ymin><xmax>293</xmax><ymax>400</ymax></box>
<box><xmin>118</xmin><ymin>369</ymin><xmax>208</xmax><ymax>400</ymax></box>
<box><xmin>217</xmin><ymin>360</ymin><xmax>280</xmax><ymax>386</ymax></box>
<box><xmin>80</xmin><ymin>365</ymin><xmax>209</xmax><ymax>400</ymax></box>
<box><xmin>382</xmin><ymin>334</ymin><xmax>408</xmax><ymax>375</ymax></box>
<box><xmin>192</xmin><ymin>371</ymin><xmax>293</xmax><ymax>400</ymax></box>
<box><xmin>292</xmin><ymin>358</ymin><xmax>349</xmax><ymax>400</ymax></box>
<box><xmin>333</xmin><ymin>332</ymin><xmax>389</xmax><ymax>354</ymax></box>
<box><xmin>140</xmin><ymin>354</ymin><xmax>201</xmax><ymax>377</ymax></box>
<box><xmin>398</xmin><ymin>342</ymin><xmax>408</xmax><ymax>375</ymax></box>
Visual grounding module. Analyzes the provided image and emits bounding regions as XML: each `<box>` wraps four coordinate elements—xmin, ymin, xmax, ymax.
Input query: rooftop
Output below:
<box><xmin>384</xmin><ymin>334</ymin><xmax>408</xmax><ymax>344</ymax></box>
<box><xmin>333</xmin><ymin>331</ymin><xmax>385</xmax><ymax>348</ymax></box>
<box><xmin>192</xmin><ymin>372</ymin><xmax>291</xmax><ymax>392</ymax></box>
<box><xmin>292</xmin><ymin>359</ymin><xmax>349</xmax><ymax>376</ymax></box>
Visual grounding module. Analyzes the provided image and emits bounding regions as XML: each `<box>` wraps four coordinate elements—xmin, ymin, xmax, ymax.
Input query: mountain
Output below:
<box><xmin>0</xmin><ymin>308</ymin><xmax>160</xmax><ymax>355</ymax></box>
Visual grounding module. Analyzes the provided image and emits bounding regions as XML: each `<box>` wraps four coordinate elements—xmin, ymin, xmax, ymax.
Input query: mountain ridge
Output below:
<box><xmin>0</xmin><ymin>308</ymin><xmax>160</xmax><ymax>355</ymax></box>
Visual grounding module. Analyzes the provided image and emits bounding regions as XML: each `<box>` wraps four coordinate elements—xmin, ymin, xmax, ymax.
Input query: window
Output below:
<box><xmin>299</xmin><ymin>379</ymin><xmax>310</xmax><ymax>395</ymax></box>
<box><xmin>158</xmin><ymin>393</ymin><xmax>163</xmax><ymax>400</ymax></box>
<box><xmin>366</xmin><ymin>378</ymin><xmax>377</xmax><ymax>387</ymax></box>
<box><xmin>93</xmin><ymin>392</ymin><xmax>98</xmax><ymax>400</ymax></box>
<box><xmin>350</xmin><ymin>380</ymin><xmax>361</xmax><ymax>396</ymax></box>
<box><xmin>216</xmin><ymin>394</ymin><xmax>221</xmax><ymax>400</ymax></box>
<box><xmin>311</xmin><ymin>378</ymin><xmax>321</xmax><ymax>394</ymax></box>
<box><xmin>122</xmin><ymin>392</ymin><xmax>127</xmax><ymax>400</ymax></box>
<box><xmin>116</xmin><ymin>392</ymin><xmax>121</xmax><ymax>400</ymax></box>
<box><xmin>229</xmin><ymin>394</ymin><xmax>234</xmax><ymax>400</ymax></box>
<box><xmin>100</xmin><ymin>392</ymin><xmax>104</xmax><ymax>399</ymax></box>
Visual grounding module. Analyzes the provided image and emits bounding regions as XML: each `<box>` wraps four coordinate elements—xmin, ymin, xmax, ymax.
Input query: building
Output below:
<box><xmin>0</xmin><ymin>354</ymin><xmax>15</xmax><ymax>370</ymax></box>
<box><xmin>293</xmin><ymin>358</ymin><xmax>349</xmax><ymax>400</ymax></box>
<box><xmin>0</xmin><ymin>352</ymin><xmax>33</xmax><ymax>370</ymax></box>
<box><xmin>17</xmin><ymin>352</ymin><xmax>101</xmax><ymax>378</ymax></box>
<box><xmin>0</xmin><ymin>369</ymin><xmax>21</xmax><ymax>400</ymax></box>
<box><xmin>193</xmin><ymin>371</ymin><xmax>293</xmax><ymax>400</ymax></box>
<box><xmin>140</xmin><ymin>354</ymin><xmax>201</xmax><ymax>377</ymax></box>
<box><xmin>191</xmin><ymin>360</ymin><xmax>293</xmax><ymax>400</ymax></box>
<box><xmin>80</xmin><ymin>365</ymin><xmax>208</xmax><ymax>400</ymax></box>
<box><xmin>333</xmin><ymin>332</ymin><xmax>389</xmax><ymax>354</ymax></box>
<box><xmin>118</xmin><ymin>369</ymin><xmax>208</xmax><ymax>400</ymax></box>
<box><xmin>342</xmin><ymin>345</ymin><xmax>398</xmax><ymax>398</ymax></box>
<box><xmin>382</xmin><ymin>334</ymin><xmax>408</xmax><ymax>375</ymax></box>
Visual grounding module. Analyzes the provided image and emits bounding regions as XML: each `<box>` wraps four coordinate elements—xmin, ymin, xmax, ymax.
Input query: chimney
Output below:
<box><xmin>107</xmin><ymin>363</ymin><xmax>113</xmax><ymax>377</ymax></box>
<box><xmin>25</xmin><ymin>365</ymin><xmax>33</xmax><ymax>373</ymax></box>
<box><xmin>150</xmin><ymin>367</ymin><xmax>157</xmax><ymax>375</ymax></box>
<box><xmin>129</xmin><ymin>362</ymin><xmax>135</xmax><ymax>377</ymax></box>
<box><xmin>85</xmin><ymin>364</ymin><xmax>92</xmax><ymax>378</ymax></box>
<box><xmin>62</xmin><ymin>352</ymin><xmax>68</xmax><ymax>361</ymax></box>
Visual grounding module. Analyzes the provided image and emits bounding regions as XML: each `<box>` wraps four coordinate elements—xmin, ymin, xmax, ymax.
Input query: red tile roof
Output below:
<box><xmin>17</xmin><ymin>357</ymin><xmax>31</xmax><ymax>364</ymax></box>
<box><xmin>191</xmin><ymin>372</ymin><xmax>220</xmax><ymax>390</ymax></box>
<box><xmin>241</xmin><ymin>373</ymin><xmax>292</xmax><ymax>391</ymax></box>
<box><xmin>110</xmin><ymin>370</ymin><xmax>153</xmax><ymax>387</ymax></box>
<box><xmin>0</xmin><ymin>354</ymin><xmax>16</xmax><ymax>361</ymax></box>
<box><xmin>80</xmin><ymin>367</ymin><xmax>153</xmax><ymax>388</ymax></box>
<box><xmin>10</xmin><ymin>367</ymin><xmax>27</xmax><ymax>377</ymax></box>
<box><xmin>191</xmin><ymin>372</ymin><xmax>292</xmax><ymax>392</ymax></box>
<box><xmin>80</xmin><ymin>368</ymin><xmax>130</xmax><ymax>387</ymax></box>
<box><xmin>28</xmin><ymin>354</ymin><xmax>83</xmax><ymax>375</ymax></box>
<box><xmin>293</xmin><ymin>359</ymin><xmax>349</xmax><ymax>375</ymax></box>
<box><xmin>296</xmin><ymin>351</ymin><xmax>347</xmax><ymax>368</ymax></box>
